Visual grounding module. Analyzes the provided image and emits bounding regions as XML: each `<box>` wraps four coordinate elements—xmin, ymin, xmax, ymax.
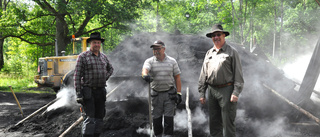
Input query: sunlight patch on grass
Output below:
<box><xmin>0</xmin><ymin>73</ymin><xmax>38</xmax><ymax>92</ymax></box>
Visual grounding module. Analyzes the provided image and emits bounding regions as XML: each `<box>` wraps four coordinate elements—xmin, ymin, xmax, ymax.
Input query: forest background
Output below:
<box><xmin>0</xmin><ymin>0</ymin><xmax>319</xmax><ymax>90</ymax></box>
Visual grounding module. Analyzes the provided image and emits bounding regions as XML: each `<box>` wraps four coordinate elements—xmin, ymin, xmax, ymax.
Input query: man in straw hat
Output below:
<box><xmin>198</xmin><ymin>24</ymin><xmax>244</xmax><ymax>137</ymax></box>
<box><xmin>74</xmin><ymin>32</ymin><xmax>113</xmax><ymax>137</ymax></box>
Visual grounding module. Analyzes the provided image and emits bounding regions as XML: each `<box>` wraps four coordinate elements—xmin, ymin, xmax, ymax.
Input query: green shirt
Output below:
<box><xmin>198</xmin><ymin>42</ymin><xmax>244</xmax><ymax>98</ymax></box>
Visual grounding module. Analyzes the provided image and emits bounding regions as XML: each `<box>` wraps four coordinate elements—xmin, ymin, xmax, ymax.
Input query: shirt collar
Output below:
<box><xmin>153</xmin><ymin>53</ymin><xmax>168</xmax><ymax>61</ymax></box>
<box><xmin>213</xmin><ymin>42</ymin><xmax>227</xmax><ymax>52</ymax></box>
<box><xmin>89</xmin><ymin>50</ymin><xmax>100</xmax><ymax>56</ymax></box>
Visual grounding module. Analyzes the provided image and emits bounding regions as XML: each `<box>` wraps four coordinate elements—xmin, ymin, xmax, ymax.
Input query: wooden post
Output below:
<box><xmin>9</xmin><ymin>86</ymin><xmax>24</xmax><ymax>117</ymax></box>
<box><xmin>148</xmin><ymin>82</ymin><xmax>153</xmax><ymax>137</ymax></box>
<box><xmin>263</xmin><ymin>84</ymin><xmax>320</xmax><ymax>124</ymax></box>
<box><xmin>298</xmin><ymin>36</ymin><xmax>320</xmax><ymax>102</ymax></box>
<box><xmin>186</xmin><ymin>87</ymin><xmax>192</xmax><ymax>137</ymax></box>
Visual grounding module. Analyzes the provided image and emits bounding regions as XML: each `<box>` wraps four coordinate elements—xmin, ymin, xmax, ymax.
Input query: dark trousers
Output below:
<box><xmin>208</xmin><ymin>85</ymin><xmax>237</xmax><ymax>137</ymax></box>
<box><xmin>151</xmin><ymin>88</ymin><xmax>176</xmax><ymax>136</ymax></box>
<box><xmin>81</xmin><ymin>87</ymin><xmax>106</xmax><ymax>137</ymax></box>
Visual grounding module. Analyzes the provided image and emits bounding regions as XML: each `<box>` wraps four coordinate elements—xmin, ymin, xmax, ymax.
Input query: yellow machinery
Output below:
<box><xmin>34</xmin><ymin>36</ymin><xmax>90</xmax><ymax>92</ymax></box>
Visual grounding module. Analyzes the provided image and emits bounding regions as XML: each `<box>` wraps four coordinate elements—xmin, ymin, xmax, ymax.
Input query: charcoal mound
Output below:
<box><xmin>3</xmin><ymin>32</ymin><xmax>320</xmax><ymax>137</ymax></box>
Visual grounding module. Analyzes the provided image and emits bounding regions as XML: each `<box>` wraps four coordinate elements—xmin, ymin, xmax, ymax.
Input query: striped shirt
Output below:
<box><xmin>143</xmin><ymin>54</ymin><xmax>181</xmax><ymax>92</ymax></box>
<box><xmin>74</xmin><ymin>50</ymin><xmax>113</xmax><ymax>92</ymax></box>
<box><xmin>198</xmin><ymin>42</ymin><xmax>244</xmax><ymax>97</ymax></box>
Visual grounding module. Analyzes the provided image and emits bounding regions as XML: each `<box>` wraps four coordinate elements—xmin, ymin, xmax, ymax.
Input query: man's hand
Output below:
<box><xmin>200</xmin><ymin>98</ymin><xmax>206</xmax><ymax>104</ymax></box>
<box><xmin>142</xmin><ymin>75</ymin><xmax>153</xmax><ymax>83</ymax></box>
<box><xmin>230</xmin><ymin>94</ymin><xmax>238</xmax><ymax>102</ymax></box>
<box><xmin>176</xmin><ymin>92</ymin><xmax>182</xmax><ymax>105</ymax></box>
<box><xmin>76</xmin><ymin>91</ymin><xmax>84</xmax><ymax>104</ymax></box>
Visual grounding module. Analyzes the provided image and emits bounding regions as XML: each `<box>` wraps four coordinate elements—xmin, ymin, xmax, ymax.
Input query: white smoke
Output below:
<box><xmin>282</xmin><ymin>53</ymin><xmax>312</xmax><ymax>84</ymax></box>
<box><xmin>282</xmin><ymin>52</ymin><xmax>320</xmax><ymax>105</ymax></box>
<box><xmin>47</xmin><ymin>87</ymin><xmax>78</xmax><ymax>111</ymax></box>
<box><xmin>174</xmin><ymin>110</ymin><xmax>188</xmax><ymax>131</ymax></box>
<box><xmin>236</xmin><ymin>109</ymin><xmax>288</xmax><ymax>137</ymax></box>
<box><xmin>136</xmin><ymin>125</ymin><xmax>154</xmax><ymax>136</ymax></box>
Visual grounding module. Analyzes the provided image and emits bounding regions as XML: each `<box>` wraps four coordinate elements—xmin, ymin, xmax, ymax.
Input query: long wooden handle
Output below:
<box><xmin>9</xmin><ymin>86</ymin><xmax>24</xmax><ymax>117</ymax></box>
<box><xmin>59</xmin><ymin>116</ymin><xmax>84</xmax><ymax>137</ymax></box>
<box><xmin>263</xmin><ymin>84</ymin><xmax>320</xmax><ymax>124</ymax></box>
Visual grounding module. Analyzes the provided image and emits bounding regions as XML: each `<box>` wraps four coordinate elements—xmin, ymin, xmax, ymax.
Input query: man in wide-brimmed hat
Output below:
<box><xmin>74</xmin><ymin>32</ymin><xmax>113</xmax><ymax>137</ymax></box>
<box><xmin>198</xmin><ymin>24</ymin><xmax>244</xmax><ymax>137</ymax></box>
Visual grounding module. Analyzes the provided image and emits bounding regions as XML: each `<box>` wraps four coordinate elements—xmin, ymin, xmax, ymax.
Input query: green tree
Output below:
<box><xmin>0</xmin><ymin>0</ymin><xmax>144</xmax><ymax>70</ymax></box>
<box><xmin>0</xmin><ymin>0</ymin><xmax>11</xmax><ymax>70</ymax></box>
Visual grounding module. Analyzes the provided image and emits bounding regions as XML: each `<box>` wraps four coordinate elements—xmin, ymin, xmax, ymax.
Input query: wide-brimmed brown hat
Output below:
<box><xmin>206</xmin><ymin>24</ymin><xmax>230</xmax><ymax>38</ymax></box>
<box><xmin>150</xmin><ymin>40</ymin><xmax>165</xmax><ymax>48</ymax></box>
<box><xmin>87</xmin><ymin>32</ymin><xmax>105</xmax><ymax>43</ymax></box>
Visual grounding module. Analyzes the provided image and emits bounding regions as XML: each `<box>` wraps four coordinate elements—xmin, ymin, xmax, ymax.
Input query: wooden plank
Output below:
<box><xmin>263</xmin><ymin>84</ymin><xmax>320</xmax><ymax>125</ymax></box>
<box><xmin>298</xmin><ymin>36</ymin><xmax>320</xmax><ymax>101</ymax></box>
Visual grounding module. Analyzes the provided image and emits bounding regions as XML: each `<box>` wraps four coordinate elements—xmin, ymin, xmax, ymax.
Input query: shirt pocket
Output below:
<box><xmin>219</xmin><ymin>54</ymin><xmax>231</xmax><ymax>68</ymax></box>
<box><xmin>85</xmin><ymin>57</ymin><xmax>93</xmax><ymax>70</ymax></box>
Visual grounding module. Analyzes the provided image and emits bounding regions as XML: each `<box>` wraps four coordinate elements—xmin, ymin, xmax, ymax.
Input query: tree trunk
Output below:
<box><xmin>55</xmin><ymin>0</ymin><xmax>69</xmax><ymax>56</ymax></box>
<box><xmin>249</xmin><ymin>6</ymin><xmax>254</xmax><ymax>52</ymax></box>
<box><xmin>242</xmin><ymin>0</ymin><xmax>248</xmax><ymax>45</ymax></box>
<box><xmin>279</xmin><ymin>0</ymin><xmax>284</xmax><ymax>58</ymax></box>
<box><xmin>0</xmin><ymin>0</ymin><xmax>5</xmax><ymax>70</ymax></box>
<box><xmin>272</xmin><ymin>0</ymin><xmax>277</xmax><ymax>58</ymax></box>
<box><xmin>55</xmin><ymin>18</ymin><xmax>69</xmax><ymax>56</ymax></box>
<box><xmin>0</xmin><ymin>38</ymin><xmax>4</xmax><ymax>70</ymax></box>
<box><xmin>239</xmin><ymin>0</ymin><xmax>244</xmax><ymax>44</ymax></box>
<box><xmin>156</xmin><ymin>2</ymin><xmax>160</xmax><ymax>32</ymax></box>
<box><xmin>231</xmin><ymin>0</ymin><xmax>235</xmax><ymax>41</ymax></box>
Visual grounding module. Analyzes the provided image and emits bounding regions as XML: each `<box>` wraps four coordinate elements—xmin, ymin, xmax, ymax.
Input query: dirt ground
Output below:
<box><xmin>1</xmin><ymin>89</ymin><xmax>320</xmax><ymax>137</ymax></box>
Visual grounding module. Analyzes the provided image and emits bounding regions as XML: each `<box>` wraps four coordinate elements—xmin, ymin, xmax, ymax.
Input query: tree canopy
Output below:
<box><xmin>1</xmin><ymin>0</ymin><xmax>320</xmax><ymax>74</ymax></box>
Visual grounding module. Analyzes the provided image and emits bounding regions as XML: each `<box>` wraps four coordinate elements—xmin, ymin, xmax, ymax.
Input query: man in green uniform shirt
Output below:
<box><xmin>198</xmin><ymin>24</ymin><xmax>244</xmax><ymax>137</ymax></box>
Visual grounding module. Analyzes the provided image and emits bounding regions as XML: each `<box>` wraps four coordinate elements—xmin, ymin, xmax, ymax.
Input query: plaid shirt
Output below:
<box><xmin>74</xmin><ymin>50</ymin><xmax>113</xmax><ymax>92</ymax></box>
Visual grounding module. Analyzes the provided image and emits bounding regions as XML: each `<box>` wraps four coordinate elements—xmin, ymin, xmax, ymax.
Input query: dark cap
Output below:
<box><xmin>206</xmin><ymin>24</ymin><xmax>230</xmax><ymax>38</ymax></box>
<box><xmin>87</xmin><ymin>32</ymin><xmax>105</xmax><ymax>43</ymax></box>
<box><xmin>150</xmin><ymin>40</ymin><xmax>165</xmax><ymax>48</ymax></box>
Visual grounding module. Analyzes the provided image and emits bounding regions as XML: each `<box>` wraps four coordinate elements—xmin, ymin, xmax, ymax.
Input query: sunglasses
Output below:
<box><xmin>152</xmin><ymin>48</ymin><xmax>162</xmax><ymax>51</ymax></box>
<box><xmin>211</xmin><ymin>33</ymin><xmax>223</xmax><ymax>37</ymax></box>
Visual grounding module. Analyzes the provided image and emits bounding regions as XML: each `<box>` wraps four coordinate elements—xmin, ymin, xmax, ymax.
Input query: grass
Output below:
<box><xmin>0</xmin><ymin>73</ymin><xmax>54</xmax><ymax>94</ymax></box>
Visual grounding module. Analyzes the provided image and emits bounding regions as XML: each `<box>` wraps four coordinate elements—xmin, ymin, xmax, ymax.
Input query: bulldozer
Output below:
<box><xmin>34</xmin><ymin>35</ymin><xmax>91</xmax><ymax>92</ymax></box>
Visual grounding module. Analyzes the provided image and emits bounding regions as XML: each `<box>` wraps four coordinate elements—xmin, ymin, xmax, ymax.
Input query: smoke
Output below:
<box><xmin>136</xmin><ymin>125</ymin><xmax>154</xmax><ymax>136</ymax></box>
<box><xmin>281</xmin><ymin>52</ymin><xmax>320</xmax><ymax>105</ymax></box>
<box><xmin>44</xmin><ymin>30</ymin><xmax>319</xmax><ymax>136</ymax></box>
<box><xmin>47</xmin><ymin>87</ymin><xmax>78</xmax><ymax>111</ymax></box>
<box><xmin>136</xmin><ymin>107</ymin><xmax>209</xmax><ymax>135</ymax></box>
<box><xmin>282</xmin><ymin>53</ymin><xmax>312</xmax><ymax>84</ymax></box>
<box><xmin>236</xmin><ymin>109</ymin><xmax>288</xmax><ymax>137</ymax></box>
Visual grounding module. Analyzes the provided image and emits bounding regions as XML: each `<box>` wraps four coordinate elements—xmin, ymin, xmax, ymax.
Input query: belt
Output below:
<box><xmin>213</xmin><ymin>82</ymin><xmax>233</xmax><ymax>88</ymax></box>
<box><xmin>153</xmin><ymin>87</ymin><xmax>174</xmax><ymax>92</ymax></box>
<box><xmin>85</xmin><ymin>86</ymin><xmax>104</xmax><ymax>90</ymax></box>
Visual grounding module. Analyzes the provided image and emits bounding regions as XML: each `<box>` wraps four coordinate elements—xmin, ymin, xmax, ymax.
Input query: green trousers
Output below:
<box><xmin>208</xmin><ymin>85</ymin><xmax>237</xmax><ymax>137</ymax></box>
